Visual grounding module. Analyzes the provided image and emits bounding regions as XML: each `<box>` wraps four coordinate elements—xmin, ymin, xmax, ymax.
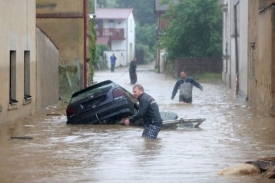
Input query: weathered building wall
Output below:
<box><xmin>238</xmin><ymin>0</ymin><xmax>249</xmax><ymax>99</ymax></box>
<box><xmin>222</xmin><ymin>0</ymin><xmax>249</xmax><ymax>99</ymax></box>
<box><xmin>0</xmin><ymin>0</ymin><xmax>37</xmax><ymax>123</ymax></box>
<box><xmin>36</xmin><ymin>28</ymin><xmax>59</xmax><ymax>109</ymax></box>
<box><xmin>257</xmin><ymin>2</ymin><xmax>273</xmax><ymax>113</ymax></box>
<box><xmin>36</xmin><ymin>0</ymin><xmax>86</xmax><ymax>90</ymax></box>
<box><xmin>222</xmin><ymin>0</ymin><xmax>233</xmax><ymax>88</ymax></box>
<box><xmin>248</xmin><ymin>0</ymin><xmax>275</xmax><ymax>116</ymax></box>
<box><xmin>247</xmin><ymin>0</ymin><xmax>258</xmax><ymax>106</ymax></box>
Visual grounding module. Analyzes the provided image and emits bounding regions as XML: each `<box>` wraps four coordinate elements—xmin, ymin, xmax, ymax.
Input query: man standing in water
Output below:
<box><xmin>129</xmin><ymin>57</ymin><xmax>137</xmax><ymax>84</ymax></box>
<box><xmin>171</xmin><ymin>71</ymin><xmax>203</xmax><ymax>104</ymax></box>
<box><xmin>124</xmin><ymin>84</ymin><xmax>163</xmax><ymax>139</ymax></box>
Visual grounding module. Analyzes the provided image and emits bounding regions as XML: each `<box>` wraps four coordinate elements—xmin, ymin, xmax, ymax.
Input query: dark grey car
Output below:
<box><xmin>66</xmin><ymin>80</ymin><xmax>138</xmax><ymax>124</ymax></box>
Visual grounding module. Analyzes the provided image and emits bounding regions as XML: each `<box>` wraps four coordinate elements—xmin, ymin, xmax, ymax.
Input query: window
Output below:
<box><xmin>97</xmin><ymin>20</ymin><xmax>103</xmax><ymax>28</ymax></box>
<box><xmin>10</xmin><ymin>51</ymin><xmax>18</xmax><ymax>105</ymax></box>
<box><xmin>130</xmin><ymin>19</ymin><xmax>133</xmax><ymax>32</ymax></box>
<box><xmin>108</xmin><ymin>20</ymin><xmax>114</xmax><ymax>28</ymax></box>
<box><xmin>24</xmin><ymin>51</ymin><xmax>31</xmax><ymax>101</ymax></box>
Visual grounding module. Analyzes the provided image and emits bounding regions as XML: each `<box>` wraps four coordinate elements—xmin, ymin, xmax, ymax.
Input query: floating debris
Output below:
<box><xmin>11</xmin><ymin>136</ymin><xmax>33</xmax><ymax>140</ymax></box>
<box><xmin>46</xmin><ymin>113</ymin><xmax>62</xmax><ymax>116</ymax></box>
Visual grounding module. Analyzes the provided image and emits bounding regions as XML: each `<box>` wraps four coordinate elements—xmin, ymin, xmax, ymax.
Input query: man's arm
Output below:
<box><xmin>171</xmin><ymin>80</ymin><xmax>180</xmax><ymax>100</ymax></box>
<box><xmin>129</xmin><ymin>99</ymin><xmax>149</xmax><ymax>123</ymax></box>
<box><xmin>190</xmin><ymin>78</ymin><xmax>203</xmax><ymax>91</ymax></box>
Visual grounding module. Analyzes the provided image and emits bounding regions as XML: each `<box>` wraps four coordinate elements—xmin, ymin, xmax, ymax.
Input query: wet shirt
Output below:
<box><xmin>129</xmin><ymin>93</ymin><xmax>163</xmax><ymax>127</ymax></box>
<box><xmin>171</xmin><ymin>76</ymin><xmax>203</xmax><ymax>99</ymax></box>
<box><xmin>179</xmin><ymin>82</ymin><xmax>193</xmax><ymax>98</ymax></box>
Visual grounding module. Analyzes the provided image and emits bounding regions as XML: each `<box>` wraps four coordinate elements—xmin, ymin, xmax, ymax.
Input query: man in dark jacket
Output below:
<box><xmin>171</xmin><ymin>71</ymin><xmax>203</xmax><ymax>104</ymax></box>
<box><xmin>129</xmin><ymin>57</ymin><xmax>137</xmax><ymax>84</ymax></box>
<box><xmin>124</xmin><ymin>84</ymin><xmax>163</xmax><ymax>139</ymax></box>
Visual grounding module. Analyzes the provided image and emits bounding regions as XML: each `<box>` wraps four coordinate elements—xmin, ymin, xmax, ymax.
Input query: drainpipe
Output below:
<box><xmin>234</xmin><ymin>2</ymin><xmax>239</xmax><ymax>95</ymax></box>
<box><xmin>84</xmin><ymin>0</ymin><xmax>88</xmax><ymax>88</ymax></box>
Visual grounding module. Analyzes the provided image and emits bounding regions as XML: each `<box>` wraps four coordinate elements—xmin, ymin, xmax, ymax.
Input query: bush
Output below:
<box><xmin>94</xmin><ymin>44</ymin><xmax>110</xmax><ymax>70</ymax></box>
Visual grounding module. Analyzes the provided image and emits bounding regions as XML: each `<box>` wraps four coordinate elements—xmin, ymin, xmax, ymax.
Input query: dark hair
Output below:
<box><xmin>133</xmin><ymin>84</ymin><xmax>144</xmax><ymax>92</ymax></box>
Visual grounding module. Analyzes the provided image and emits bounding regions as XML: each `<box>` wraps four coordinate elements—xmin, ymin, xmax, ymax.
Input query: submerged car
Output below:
<box><xmin>66</xmin><ymin>80</ymin><xmax>138</xmax><ymax>124</ymax></box>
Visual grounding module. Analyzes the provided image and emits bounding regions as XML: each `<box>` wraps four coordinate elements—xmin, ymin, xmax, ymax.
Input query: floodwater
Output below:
<box><xmin>1</xmin><ymin>64</ymin><xmax>275</xmax><ymax>183</ymax></box>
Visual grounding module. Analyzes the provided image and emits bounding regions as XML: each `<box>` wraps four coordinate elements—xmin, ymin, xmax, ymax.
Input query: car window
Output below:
<box><xmin>70</xmin><ymin>82</ymin><xmax>114</xmax><ymax>104</ymax></box>
<box><xmin>119</xmin><ymin>85</ymin><xmax>137</xmax><ymax>103</ymax></box>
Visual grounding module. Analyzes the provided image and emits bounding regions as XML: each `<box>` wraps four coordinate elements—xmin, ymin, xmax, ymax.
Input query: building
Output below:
<box><xmin>0</xmin><ymin>0</ymin><xmax>37</xmax><ymax>123</ymax></box>
<box><xmin>222</xmin><ymin>0</ymin><xmax>249</xmax><ymax>99</ymax></box>
<box><xmin>36</xmin><ymin>0</ymin><xmax>90</xmax><ymax>89</ymax></box>
<box><xmin>95</xmin><ymin>8</ymin><xmax>135</xmax><ymax>68</ymax></box>
<box><xmin>222</xmin><ymin>0</ymin><xmax>275</xmax><ymax>116</ymax></box>
<box><xmin>36</xmin><ymin>28</ymin><xmax>59</xmax><ymax>110</ymax></box>
<box><xmin>0</xmin><ymin>0</ymin><xmax>59</xmax><ymax>123</ymax></box>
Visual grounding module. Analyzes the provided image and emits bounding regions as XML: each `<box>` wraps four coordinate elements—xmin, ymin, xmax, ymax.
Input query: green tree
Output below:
<box><xmin>160</xmin><ymin>0</ymin><xmax>222</xmax><ymax>60</ymax></box>
<box><xmin>136</xmin><ymin>22</ymin><xmax>156</xmax><ymax>50</ymax></box>
<box><xmin>97</xmin><ymin>0</ymin><xmax>108</xmax><ymax>8</ymax></box>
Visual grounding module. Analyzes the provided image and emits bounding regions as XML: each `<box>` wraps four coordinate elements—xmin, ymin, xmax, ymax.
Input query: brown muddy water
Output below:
<box><xmin>1</xmin><ymin>64</ymin><xmax>275</xmax><ymax>183</ymax></box>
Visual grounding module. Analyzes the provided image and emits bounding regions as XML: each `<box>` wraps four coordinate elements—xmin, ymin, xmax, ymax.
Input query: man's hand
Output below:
<box><xmin>124</xmin><ymin>119</ymin><xmax>130</xmax><ymax>126</ymax></box>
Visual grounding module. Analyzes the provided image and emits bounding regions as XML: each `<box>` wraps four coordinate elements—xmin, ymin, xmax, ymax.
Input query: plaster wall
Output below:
<box><xmin>36</xmin><ymin>0</ymin><xmax>85</xmax><ymax>89</ymax></box>
<box><xmin>238</xmin><ymin>0</ymin><xmax>249</xmax><ymax>99</ymax></box>
<box><xmin>248</xmin><ymin>0</ymin><xmax>275</xmax><ymax>116</ymax></box>
<box><xmin>0</xmin><ymin>0</ymin><xmax>37</xmax><ymax>123</ymax></box>
<box><xmin>36</xmin><ymin>0</ymin><xmax>83</xmax><ymax>13</ymax></box>
<box><xmin>256</xmin><ymin>5</ymin><xmax>273</xmax><ymax>114</ymax></box>
<box><xmin>36</xmin><ymin>28</ymin><xmax>59</xmax><ymax>109</ymax></box>
<box><xmin>222</xmin><ymin>0</ymin><xmax>233</xmax><ymax>88</ymax></box>
<box><xmin>104</xmin><ymin>51</ymin><xmax>127</xmax><ymax>69</ymax></box>
<box><xmin>222</xmin><ymin>0</ymin><xmax>248</xmax><ymax>99</ymax></box>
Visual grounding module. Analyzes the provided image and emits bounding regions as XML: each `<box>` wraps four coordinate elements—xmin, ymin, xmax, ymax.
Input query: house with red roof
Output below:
<box><xmin>95</xmin><ymin>8</ymin><xmax>135</xmax><ymax>68</ymax></box>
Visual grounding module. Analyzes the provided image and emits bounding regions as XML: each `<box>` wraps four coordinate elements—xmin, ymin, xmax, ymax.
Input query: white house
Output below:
<box><xmin>94</xmin><ymin>8</ymin><xmax>135</xmax><ymax>68</ymax></box>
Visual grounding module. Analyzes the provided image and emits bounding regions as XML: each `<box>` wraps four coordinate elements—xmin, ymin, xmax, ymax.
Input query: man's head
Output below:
<box><xmin>180</xmin><ymin>71</ymin><xmax>187</xmax><ymax>79</ymax></box>
<box><xmin>133</xmin><ymin>57</ymin><xmax>137</xmax><ymax>61</ymax></box>
<box><xmin>132</xmin><ymin>84</ymin><xmax>144</xmax><ymax>99</ymax></box>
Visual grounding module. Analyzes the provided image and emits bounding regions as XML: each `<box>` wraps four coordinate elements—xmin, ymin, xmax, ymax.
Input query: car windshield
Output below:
<box><xmin>69</xmin><ymin>81</ymin><xmax>114</xmax><ymax>104</ymax></box>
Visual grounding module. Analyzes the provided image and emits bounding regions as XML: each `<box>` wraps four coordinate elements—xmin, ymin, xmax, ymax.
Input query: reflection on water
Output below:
<box><xmin>1</xmin><ymin>65</ymin><xmax>275</xmax><ymax>183</ymax></box>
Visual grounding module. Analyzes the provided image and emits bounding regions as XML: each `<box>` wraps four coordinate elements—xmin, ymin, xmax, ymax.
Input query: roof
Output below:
<box><xmin>96</xmin><ymin>37</ymin><xmax>110</xmax><ymax>45</ymax></box>
<box><xmin>96</xmin><ymin>8</ymin><xmax>133</xmax><ymax>19</ymax></box>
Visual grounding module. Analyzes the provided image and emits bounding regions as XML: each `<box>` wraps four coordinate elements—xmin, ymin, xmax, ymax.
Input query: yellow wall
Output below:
<box><xmin>36</xmin><ymin>0</ymin><xmax>83</xmax><ymax>13</ymax></box>
<box><xmin>36</xmin><ymin>0</ymin><xmax>86</xmax><ymax>89</ymax></box>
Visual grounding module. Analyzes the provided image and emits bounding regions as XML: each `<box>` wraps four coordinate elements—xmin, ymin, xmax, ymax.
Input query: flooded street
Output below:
<box><xmin>1</xmin><ymin>64</ymin><xmax>275</xmax><ymax>183</ymax></box>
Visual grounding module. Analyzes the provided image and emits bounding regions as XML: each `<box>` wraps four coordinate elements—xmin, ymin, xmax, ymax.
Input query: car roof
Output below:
<box><xmin>71</xmin><ymin>80</ymin><xmax>117</xmax><ymax>97</ymax></box>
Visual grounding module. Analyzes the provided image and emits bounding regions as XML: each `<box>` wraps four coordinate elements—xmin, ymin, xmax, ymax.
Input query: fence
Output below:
<box><xmin>170</xmin><ymin>57</ymin><xmax>222</xmax><ymax>78</ymax></box>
